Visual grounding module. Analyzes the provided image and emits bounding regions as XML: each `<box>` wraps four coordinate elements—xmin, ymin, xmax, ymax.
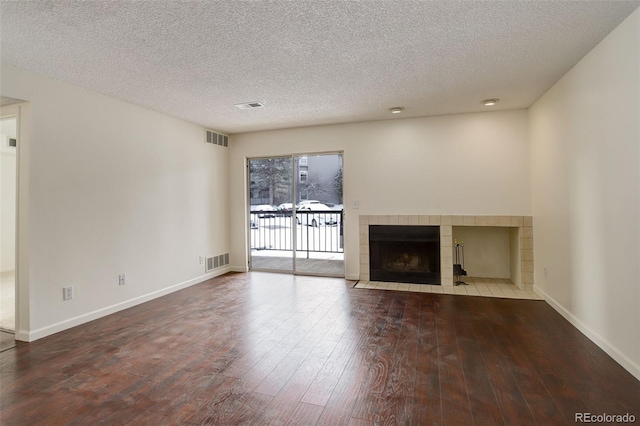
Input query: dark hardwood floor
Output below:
<box><xmin>1</xmin><ymin>272</ymin><xmax>638</xmax><ymax>425</ymax></box>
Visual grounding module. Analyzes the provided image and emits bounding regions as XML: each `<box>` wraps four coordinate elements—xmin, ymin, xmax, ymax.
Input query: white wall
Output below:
<box><xmin>230</xmin><ymin>110</ymin><xmax>531</xmax><ymax>279</ymax></box>
<box><xmin>1</xmin><ymin>64</ymin><xmax>230</xmax><ymax>340</ymax></box>
<box><xmin>1</xmin><ymin>117</ymin><xmax>17</xmax><ymax>271</ymax></box>
<box><xmin>530</xmin><ymin>9</ymin><xmax>639</xmax><ymax>379</ymax></box>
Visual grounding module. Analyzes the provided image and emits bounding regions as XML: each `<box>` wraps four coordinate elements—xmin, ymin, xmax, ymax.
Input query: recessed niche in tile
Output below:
<box><xmin>452</xmin><ymin>226</ymin><xmax>516</xmax><ymax>283</ymax></box>
<box><xmin>440</xmin><ymin>240</ymin><xmax>453</xmax><ymax>249</ymax></box>
<box><xmin>441</xmin><ymin>251</ymin><xmax>453</xmax><ymax>260</ymax></box>
<box><xmin>523</xmin><ymin>261</ymin><xmax>534</xmax><ymax>272</ymax></box>
<box><xmin>511</xmin><ymin>216</ymin><xmax>524</xmax><ymax>226</ymax></box>
<box><xmin>452</xmin><ymin>216</ymin><xmax>464</xmax><ymax>225</ymax></box>
<box><xmin>498</xmin><ymin>216</ymin><xmax>511</xmax><ymax>226</ymax></box>
<box><xmin>475</xmin><ymin>216</ymin><xmax>487</xmax><ymax>226</ymax></box>
<box><xmin>440</xmin><ymin>225</ymin><xmax>453</xmax><ymax>236</ymax></box>
<box><xmin>523</xmin><ymin>227</ymin><xmax>534</xmax><ymax>238</ymax></box>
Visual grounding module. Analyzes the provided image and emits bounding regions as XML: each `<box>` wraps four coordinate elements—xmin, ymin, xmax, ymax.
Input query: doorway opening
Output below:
<box><xmin>248</xmin><ymin>153</ymin><xmax>344</xmax><ymax>276</ymax></box>
<box><xmin>0</xmin><ymin>109</ymin><xmax>17</xmax><ymax>350</ymax></box>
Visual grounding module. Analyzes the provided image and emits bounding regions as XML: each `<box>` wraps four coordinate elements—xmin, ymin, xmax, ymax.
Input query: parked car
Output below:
<box><xmin>251</xmin><ymin>204</ymin><xmax>277</xmax><ymax>218</ymax></box>
<box><xmin>296</xmin><ymin>203</ymin><xmax>341</xmax><ymax>227</ymax></box>
<box><xmin>296</xmin><ymin>200</ymin><xmax>321</xmax><ymax>209</ymax></box>
<box><xmin>277</xmin><ymin>203</ymin><xmax>293</xmax><ymax>216</ymax></box>
<box><xmin>297</xmin><ymin>200</ymin><xmax>336</xmax><ymax>208</ymax></box>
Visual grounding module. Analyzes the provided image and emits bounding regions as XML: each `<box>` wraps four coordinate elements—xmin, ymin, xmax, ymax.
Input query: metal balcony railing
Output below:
<box><xmin>250</xmin><ymin>210</ymin><xmax>344</xmax><ymax>255</ymax></box>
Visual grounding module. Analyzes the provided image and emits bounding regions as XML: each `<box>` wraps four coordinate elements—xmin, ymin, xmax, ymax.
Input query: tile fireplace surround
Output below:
<box><xmin>359</xmin><ymin>215</ymin><xmax>534</xmax><ymax>290</ymax></box>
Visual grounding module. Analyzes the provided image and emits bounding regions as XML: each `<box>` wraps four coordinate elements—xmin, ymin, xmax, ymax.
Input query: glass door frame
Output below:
<box><xmin>246</xmin><ymin>151</ymin><xmax>344</xmax><ymax>277</ymax></box>
<box><xmin>247</xmin><ymin>155</ymin><xmax>297</xmax><ymax>273</ymax></box>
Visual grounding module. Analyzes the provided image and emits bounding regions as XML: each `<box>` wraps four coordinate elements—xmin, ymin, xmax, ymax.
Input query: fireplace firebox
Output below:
<box><xmin>369</xmin><ymin>225</ymin><xmax>441</xmax><ymax>285</ymax></box>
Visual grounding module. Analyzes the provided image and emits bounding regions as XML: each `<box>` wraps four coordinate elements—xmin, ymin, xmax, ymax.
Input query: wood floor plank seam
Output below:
<box><xmin>496</xmin><ymin>323</ymin><xmax>569</xmax><ymax>425</ymax></box>
<box><xmin>451</xmin><ymin>308</ymin><xmax>479</xmax><ymax>426</ymax></box>
<box><xmin>467</xmin><ymin>320</ymin><xmax>508</xmax><ymax>426</ymax></box>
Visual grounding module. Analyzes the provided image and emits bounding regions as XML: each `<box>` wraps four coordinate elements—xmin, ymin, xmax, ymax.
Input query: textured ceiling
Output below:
<box><xmin>1</xmin><ymin>1</ymin><xmax>638</xmax><ymax>134</ymax></box>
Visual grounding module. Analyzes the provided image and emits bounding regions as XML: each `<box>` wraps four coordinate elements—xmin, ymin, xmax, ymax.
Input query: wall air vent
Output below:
<box><xmin>234</xmin><ymin>101</ymin><xmax>264</xmax><ymax>110</ymax></box>
<box><xmin>205</xmin><ymin>130</ymin><xmax>229</xmax><ymax>147</ymax></box>
<box><xmin>206</xmin><ymin>253</ymin><xmax>230</xmax><ymax>272</ymax></box>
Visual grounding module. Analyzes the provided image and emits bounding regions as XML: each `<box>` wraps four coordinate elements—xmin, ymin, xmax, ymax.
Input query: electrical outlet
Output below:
<box><xmin>544</xmin><ymin>267</ymin><xmax>548</xmax><ymax>279</ymax></box>
<box><xmin>199</xmin><ymin>256</ymin><xmax>204</xmax><ymax>264</ymax></box>
<box><xmin>119</xmin><ymin>274</ymin><xmax>126</xmax><ymax>286</ymax></box>
<box><xmin>63</xmin><ymin>286</ymin><xmax>74</xmax><ymax>300</ymax></box>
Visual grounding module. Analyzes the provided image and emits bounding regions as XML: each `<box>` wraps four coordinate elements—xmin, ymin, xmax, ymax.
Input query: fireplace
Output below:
<box><xmin>369</xmin><ymin>225</ymin><xmax>441</xmax><ymax>284</ymax></box>
<box><xmin>360</xmin><ymin>215</ymin><xmax>534</xmax><ymax>290</ymax></box>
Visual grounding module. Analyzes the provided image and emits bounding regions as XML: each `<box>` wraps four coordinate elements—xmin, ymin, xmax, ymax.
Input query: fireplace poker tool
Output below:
<box><xmin>454</xmin><ymin>239</ymin><xmax>468</xmax><ymax>286</ymax></box>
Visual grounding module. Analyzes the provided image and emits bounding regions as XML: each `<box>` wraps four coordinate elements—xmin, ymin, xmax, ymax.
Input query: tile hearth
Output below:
<box><xmin>355</xmin><ymin>277</ymin><xmax>543</xmax><ymax>300</ymax></box>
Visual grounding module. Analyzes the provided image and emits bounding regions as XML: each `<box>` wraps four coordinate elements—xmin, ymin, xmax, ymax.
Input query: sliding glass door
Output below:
<box><xmin>248</xmin><ymin>153</ymin><xmax>343</xmax><ymax>276</ymax></box>
<box><xmin>248</xmin><ymin>157</ymin><xmax>294</xmax><ymax>272</ymax></box>
<box><xmin>293</xmin><ymin>154</ymin><xmax>344</xmax><ymax>275</ymax></box>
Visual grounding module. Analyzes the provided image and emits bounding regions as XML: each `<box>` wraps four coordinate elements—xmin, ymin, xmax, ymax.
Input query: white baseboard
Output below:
<box><xmin>25</xmin><ymin>268</ymin><xmax>230</xmax><ymax>342</ymax></box>
<box><xmin>16</xmin><ymin>329</ymin><xmax>29</xmax><ymax>342</ymax></box>
<box><xmin>345</xmin><ymin>274</ymin><xmax>360</xmax><ymax>280</ymax></box>
<box><xmin>230</xmin><ymin>265</ymin><xmax>248</xmax><ymax>272</ymax></box>
<box><xmin>534</xmin><ymin>284</ymin><xmax>640</xmax><ymax>380</ymax></box>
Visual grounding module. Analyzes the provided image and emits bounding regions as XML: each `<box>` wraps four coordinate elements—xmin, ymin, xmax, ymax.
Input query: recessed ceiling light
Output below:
<box><xmin>481</xmin><ymin>98</ymin><xmax>499</xmax><ymax>106</ymax></box>
<box><xmin>389</xmin><ymin>107</ymin><xmax>404</xmax><ymax>114</ymax></box>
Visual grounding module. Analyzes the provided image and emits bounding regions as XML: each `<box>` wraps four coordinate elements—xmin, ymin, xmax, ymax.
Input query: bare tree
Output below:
<box><xmin>249</xmin><ymin>158</ymin><xmax>291</xmax><ymax>205</ymax></box>
<box><xmin>333</xmin><ymin>166</ymin><xmax>343</xmax><ymax>202</ymax></box>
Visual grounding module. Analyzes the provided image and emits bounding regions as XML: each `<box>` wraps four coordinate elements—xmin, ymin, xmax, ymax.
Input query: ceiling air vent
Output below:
<box><xmin>205</xmin><ymin>130</ymin><xmax>229</xmax><ymax>147</ymax></box>
<box><xmin>234</xmin><ymin>101</ymin><xmax>264</xmax><ymax>110</ymax></box>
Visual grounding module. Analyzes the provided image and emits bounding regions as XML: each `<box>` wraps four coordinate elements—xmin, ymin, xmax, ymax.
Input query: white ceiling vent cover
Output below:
<box><xmin>234</xmin><ymin>101</ymin><xmax>264</xmax><ymax>110</ymax></box>
<box><xmin>205</xmin><ymin>130</ymin><xmax>229</xmax><ymax>147</ymax></box>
